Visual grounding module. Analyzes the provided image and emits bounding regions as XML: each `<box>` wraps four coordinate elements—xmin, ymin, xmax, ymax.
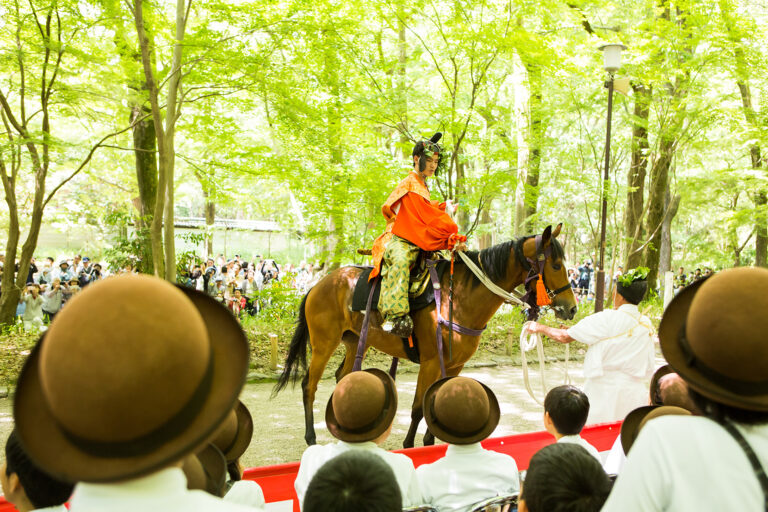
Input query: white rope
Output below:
<box><xmin>519</xmin><ymin>322</ymin><xmax>570</xmax><ymax>407</ymax></box>
<box><xmin>456</xmin><ymin>250</ymin><xmax>529</xmax><ymax>309</ymax></box>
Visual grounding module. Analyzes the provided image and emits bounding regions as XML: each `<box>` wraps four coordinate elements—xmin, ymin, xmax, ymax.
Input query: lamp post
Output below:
<box><xmin>594</xmin><ymin>43</ymin><xmax>626</xmax><ymax>313</ymax></box>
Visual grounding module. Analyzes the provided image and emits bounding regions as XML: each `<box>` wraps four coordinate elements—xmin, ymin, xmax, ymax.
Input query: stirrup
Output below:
<box><xmin>382</xmin><ymin>315</ymin><xmax>413</xmax><ymax>338</ymax></box>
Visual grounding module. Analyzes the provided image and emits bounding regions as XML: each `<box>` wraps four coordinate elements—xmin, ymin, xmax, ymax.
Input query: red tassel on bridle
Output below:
<box><xmin>536</xmin><ymin>274</ymin><xmax>551</xmax><ymax>306</ymax></box>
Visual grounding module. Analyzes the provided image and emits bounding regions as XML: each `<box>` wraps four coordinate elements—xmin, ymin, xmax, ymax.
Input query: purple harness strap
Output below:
<box><xmin>426</xmin><ymin>260</ymin><xmax>486</xmax><ymax>378</ymax></box>
<box><xmin>353</xmin><ymin>278</ymin><xmax>378</xmax><ymax>372</ymax></box>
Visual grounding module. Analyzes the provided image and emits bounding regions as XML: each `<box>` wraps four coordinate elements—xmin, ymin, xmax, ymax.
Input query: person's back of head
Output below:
<box><xmin>544</xmin><ymin>385</ymin><xmax>589</xmax><ymax>436</ymax></box>
<box><xmin>303</xmin><ymin>450</ymin><xmax>401</xmax><ymax>512</ymax></box>
<box><xmin>519</xmin><ymin>443</ymin><xmax>611</xmax><ymax>512</ymax></box>
<box><xmin>3</xmin><ymin>429</ymin><xmax>74</xmax><ymax>511</ymax></box>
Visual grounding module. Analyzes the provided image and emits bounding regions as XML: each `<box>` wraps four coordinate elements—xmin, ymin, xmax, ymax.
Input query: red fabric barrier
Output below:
<box><xmin>0</xmin><ymin>422</ymin><xmax>621</xmax><ymax>512</ymax></box>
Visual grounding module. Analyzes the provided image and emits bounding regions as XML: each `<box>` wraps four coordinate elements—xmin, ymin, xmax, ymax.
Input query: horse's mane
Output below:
<box><xmin>461</xmin><ymin>235</ymin><xmax>565</xmax><ymax>288</ymax></box>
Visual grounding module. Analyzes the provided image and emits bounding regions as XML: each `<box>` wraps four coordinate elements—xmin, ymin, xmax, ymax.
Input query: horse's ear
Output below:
<box><xmin>553</xmin><ymin>223</ymin><xmax>562</xmax><ymax>238</ymax></box>
<box><xmin>542</xmin><ymin>225</ymin><xmax>553</xmax><ymax>245</ymax></box>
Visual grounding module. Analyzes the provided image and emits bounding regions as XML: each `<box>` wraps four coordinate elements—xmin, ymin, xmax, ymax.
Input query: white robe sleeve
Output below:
<box><xmin>567</xmin><ymin>310</ymin><xmax>613</xmax><ymax>345</ymax></box>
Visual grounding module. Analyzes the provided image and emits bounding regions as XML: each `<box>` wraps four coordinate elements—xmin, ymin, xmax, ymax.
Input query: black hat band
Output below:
<box><xmin>678</xmin><ymin>324</ymin><xmax>768</xmax><ymax>395</ymax></box>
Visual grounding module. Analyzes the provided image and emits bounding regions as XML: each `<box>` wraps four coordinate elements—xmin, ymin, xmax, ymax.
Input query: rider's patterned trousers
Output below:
<box><xmin>379</xmin><ymin>235</ymin><xmax>420</xmax><ymax>321</ymax></box>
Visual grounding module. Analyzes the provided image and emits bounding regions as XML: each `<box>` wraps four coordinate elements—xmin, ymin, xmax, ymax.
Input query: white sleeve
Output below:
<box><xmin>294</xmin><ymin>446</ymin><xmax>322</xmax><ymax>510</ymax></box>
<box><xmin>224</xmin><ymin>480</ymin><xmax>265</xmax><ymax>509</ymax></box>
<box><xmin>403</xmin><ymin>466</ymin><xmax>424</xmax><ymax>507</ymax></box>
<box><xmin>601</xmin><ymin>424</ymin><xmax>671</xmax><ymax>511</ymax></box>
<box><xmin>567</xmin><ymin>311</ymin><xmax>612</xmax><ymax>345</ymax></box>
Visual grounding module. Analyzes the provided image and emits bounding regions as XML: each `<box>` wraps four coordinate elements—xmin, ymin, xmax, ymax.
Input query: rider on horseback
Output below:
<box><xmin>369</xmin><ymin>132</ymin><xmax>466</xmax><ymax>338</ymax></box>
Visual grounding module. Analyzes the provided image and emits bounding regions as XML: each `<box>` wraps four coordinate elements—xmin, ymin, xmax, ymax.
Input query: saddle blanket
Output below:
<box><xmin>351</xmin><ymin>262</ymin><xmax>448</xmax><ymax>313</ymax></box>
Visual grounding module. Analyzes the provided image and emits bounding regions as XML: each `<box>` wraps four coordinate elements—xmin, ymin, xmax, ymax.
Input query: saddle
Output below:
<box><xmin>351</xmin><ymin>252</ymin><xmax>447</xmax><ymax>313</ymax></box>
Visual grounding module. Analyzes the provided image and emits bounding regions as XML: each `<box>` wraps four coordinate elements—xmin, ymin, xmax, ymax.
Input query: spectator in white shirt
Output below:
<box><xmin>303</xmin><ymin>450</ymin><xmax>401</xmax><ymax>512</ymax></box>
<box><xmin>12</xmin><ymin>275</ymin><xmax>257</xmax><ymax>512</ymax></box>
<box><xmin>518</xmin><ymin>443</ymin><xmax>611</xmax><ymax>512</ymax></box>
<box><xmin>603</xmin><ymin>267</ymin><xmax>768</xmax><ymax>512</ymax></box>
<box><xmin>543</xmin><ymin>385</ymin><xmax>601</xmax><ymax>462</ymax></box>
<box><xmin>1</xmin><ymin>429</ymin><xmax>73</xmax><ymax>512</ymax></box>
<box><xmin>417</xmin><ymin>376</ymin><xmax>519</xmax><ymax>512</ymax></box>
<box><xmin>21</xmin><ymin>284</ymin><xmax>45</xmax><ymax>331</ymax></box>
<box><xmin>294</xmin><ymin>369</ymin><xmax>422</xmax><ymax>509</ymax></box>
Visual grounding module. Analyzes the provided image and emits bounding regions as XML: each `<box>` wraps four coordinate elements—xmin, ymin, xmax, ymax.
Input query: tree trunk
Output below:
<box><xmin>205</xmin><ymin>194</ymin><xmax>215</xmax><ymax>256</ymax></box>
<box><xmin>659</xmin><ymin>192</ymin><xmax>680</xmax><ymax>278</ymax></box>
<box><xmin>324</xmin><ymin>28</ymin><xmax>345</xmax><ymax>270</ymax></box>
<box><xmin>131</xmin><ymin>103</ymin><xmax>157</xmax><ymax>275</ymax></box>
<box><xmin>396</xmin><ymin>10</ymin><xmax>409</xmax><ymax>157</ymax></box>
<box><xmin>623</xmin><ymin>84</ymin><xmax>651</xmax><ymax>269</ymax></box>
<box><xmin>0</xmin><ymin>163</ymin><xmax>21</xmax><ymax>326</ymax></box>
<box><xmin>513</xmin><ymin>52</ymin><xmax>528</xmax><ymax>237</ymax></box>
<box><xmin>523</xmin><ymin>63</ymin><xmax>545</xmax><ymax>234</ymax></box>
<box><xmin>643</xmin><ymin>136</ymin><xmax>675</xmax><ymax>287</ymax></box>
<box><xmin>751</xmin><ymin>187</ymin><xmax>767</xmax><ymax>269</ymax></box>
<box><xmin>478</xmin><ymin>207</ymin><xmax>493</xmax><ymax>250</ymax></box>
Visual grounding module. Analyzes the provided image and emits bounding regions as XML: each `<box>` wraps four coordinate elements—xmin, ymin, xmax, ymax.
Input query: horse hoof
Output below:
<box><xmin>305</xmin><ymin>436</ymin><xmax>317</xmax><ymax>446</ymax></box>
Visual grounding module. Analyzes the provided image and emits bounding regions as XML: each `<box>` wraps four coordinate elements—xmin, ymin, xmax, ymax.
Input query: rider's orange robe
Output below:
<box><xmin>369</xmin><ymin>171</ymin><xmax>463</xmax><ymax>279</ymax></box>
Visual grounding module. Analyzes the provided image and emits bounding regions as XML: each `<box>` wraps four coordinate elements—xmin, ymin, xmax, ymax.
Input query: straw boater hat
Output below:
<box><xmin>423</xmin><ymin>376</ymin><xmax>500</xmax><ymax>445</ymax></box>
<box><xmin>621</xmin><ymin>405</ymin><xmax>692</xmax><ymax>454</ymax></box>
<box><xmin>210</xmin><ymin>400</ymin><xmax>253</xmax><ymax>463</ymax></box>
<box><xmin>14</xmin><ymin>275</ymin><xmax>250</xmax><ymax>483</ymax></box>
<box><xmin>325</xmin><ymin>369</ymin><xmax>397</xmax><ymax>443</ymax></box>
<box><xmin>659</xmin><ymin>267</ymin><xmax>768</xmax><ymax>412</ymax></box>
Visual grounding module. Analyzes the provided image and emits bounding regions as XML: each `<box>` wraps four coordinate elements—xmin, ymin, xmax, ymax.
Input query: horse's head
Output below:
<box><xmin>522</xmin><ymin>223</ymin><xmax>578</xmax><ymax>320</ymax></box>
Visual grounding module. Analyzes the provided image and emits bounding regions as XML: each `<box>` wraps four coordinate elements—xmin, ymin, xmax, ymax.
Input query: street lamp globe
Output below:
<box><xmin>598</xmin><ymin>44</ymin><xmax>627</xmax><ymax>73</ymax></box>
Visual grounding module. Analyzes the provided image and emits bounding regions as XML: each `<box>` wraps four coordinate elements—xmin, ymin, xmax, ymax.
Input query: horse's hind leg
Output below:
<box><xmin>301</xmin><ymin>373</ymin><xmax>317</xmax><ymax>445</ymax></box>
<box><xmin>302</xmin><ymin>325</ymin><xmax>343</xmax><ymax>445</ymax></box>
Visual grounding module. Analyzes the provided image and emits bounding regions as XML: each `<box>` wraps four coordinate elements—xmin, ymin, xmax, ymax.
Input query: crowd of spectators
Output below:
<box><xmin>177</xmin><ymin>253</ymin><xmax>317</xmax><ymax>319</ymax></box>
<box><xmin>567</xmin><ymin>261</ymin><xmax>717</xmax><ymax>302</ymax></box>
<box><xmin>1</xmin><ymin>251</ymin><xmax>318</xmax><ymax>330</ymax></box>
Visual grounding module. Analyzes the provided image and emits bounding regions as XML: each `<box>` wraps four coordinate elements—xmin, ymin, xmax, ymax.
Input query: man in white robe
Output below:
<box><xmin>528</xmin><ymin>268</ymin><xmax>655</xmax><ymax>424</ymax></box>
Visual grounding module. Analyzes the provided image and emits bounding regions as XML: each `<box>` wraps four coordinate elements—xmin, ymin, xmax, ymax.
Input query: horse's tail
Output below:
<box><xmin>272</xmin><ymin>291</ymin><xmax>310</xmax><ymax>396</ymax></box>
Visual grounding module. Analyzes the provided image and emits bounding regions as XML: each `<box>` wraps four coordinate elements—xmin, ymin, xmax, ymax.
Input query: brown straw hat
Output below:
<box><xmin>621</xmin><ymin>405</ymin><xmax>692</xmax><ymax>454</ymax></box>
<box><xmin>210</xmin><ymin>401</ymin><xmax>253</xmax><ymax>463</ymax></box>
<box><xmin>423</xmin><ymin>376</ymin><xmax>500</xmax><ymax>445</ymax></box>
<box><xmin>659</xmin><ymin>267</ymin><xmax>768</xmax><ymax>412</ymax></box>
<box><xmin>14</xmin><ymin>275</ymin><xmax>249</xmax><ymax>483</ymax></box>
<box><xmin>325</xmin><ymin>369</ymin><xmax>397</xmax><ymax>443</ymax></box>
<box><xmin>182</xmin><ymin>443</ymin><xmax>227</xmax><ymax>497</ymax></box>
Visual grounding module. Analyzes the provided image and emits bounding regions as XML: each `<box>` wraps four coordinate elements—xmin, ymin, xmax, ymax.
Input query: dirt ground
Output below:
<box><xmin>0</xmin><ymin>360</ymin><xmax>584</xmax><ymax>468</ymax></box>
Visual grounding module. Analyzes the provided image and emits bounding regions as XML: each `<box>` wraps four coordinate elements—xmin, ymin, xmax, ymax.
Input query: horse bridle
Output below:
<box><xmin>520</xmin><ymin>234</ymin><xmax>571</xmax><ymax>320</ymax></box>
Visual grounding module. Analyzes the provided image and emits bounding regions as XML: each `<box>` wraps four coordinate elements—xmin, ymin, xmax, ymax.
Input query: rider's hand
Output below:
<box><xmin>454</xmin><ymin>242</ymin><xmax>467</xmax><ymax>252</ymax></box>
<box><xmin>527</xmin><ymin>322</ymin><xmax>539</xmax><ymax>333</ymax></box>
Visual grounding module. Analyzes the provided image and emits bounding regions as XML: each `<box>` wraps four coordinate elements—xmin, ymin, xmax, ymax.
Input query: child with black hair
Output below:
<box><xmin>1</xmin><ymin>429</ymin><xmax>74</xmax><ymax>512</ymax></box>
<box><xmin>518</xmin><ymin>443</ymin><xmax>611</xmax><ymax>512</ymax></box>
<box><xmin>544</xmin><ymin>385</ymin><xmax>601</xmax><ymax>462</ymax></box>
<box><xmin>303</xmin><ymin>451</ymin><xmax>401</xmax><ymax>512</ymax></box>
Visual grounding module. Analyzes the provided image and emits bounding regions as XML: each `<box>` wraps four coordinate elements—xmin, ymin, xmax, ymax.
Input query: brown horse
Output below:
<box><xmin>274</xmin><ymin>224</ymin><xmax>577</xmax><ymax>448</ymax></box>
